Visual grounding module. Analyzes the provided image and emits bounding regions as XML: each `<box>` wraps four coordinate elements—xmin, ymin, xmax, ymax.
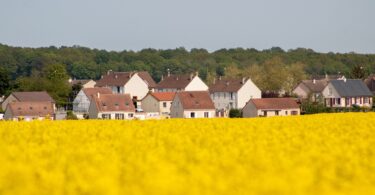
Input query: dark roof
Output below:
<box><xmin>300</xmin><ymin>79</ymin><xmax>328</xmax><ymax>93</ymax></box>
<box><xmin>209</xmin><ymin>78</ymin><xmax>248</xmax><ymax>92</ymax></box>
<box><xmin>95</xmin><ymin>71</ymin><xmax>133</xmax><ymax>87</ymax></box>
<box><xmin>156</xmin><ymin>74</ymin><xmax>196</xmax><ymax>89</ymax></box>
<box><xmin>365</xmin><ymin>74</ymin><xmax>375</xmax><ymax>92</ymax></box>
<box><xmin>249</xmin><ymin>98</ymin><xmax>299</xmax><ymax>110</ymax></box>
<box><xmin>82</xmin><ymin>88</ymin><xmax>112</xmax><ymax>100</ymax></box>
<box><xmin>70</xmin><ymin>79</ymin><xmax>93</xmax><ymax>86</ymax></box>
<box><xmin>330</xmin><ymin>79</ymin><xmax>373</xmax><ymax>97</ymax></box>
<box><xmin>12</xmin><ymin>91</ymin><xmax>55</xmax><ymax>103</ymax></box>
<box><xmin>150</xmin><ymin>92</ymin><xmax>176</xmax><ymax>101</ymax></box>
<box><xmin>7</xmin><ymin>101</ymin><xmax>54</xmax><ymax>117</ymax></box>
<box><xmin>137</xmin><ymin>71</ymin><xmax>157</xmax><ymax>88</ymax></box>
<box><xmin>95</xmin><ymin>71</ymin><xmax>156</xmax><ymax>88</ymax></box>
<box><xmin>92</xmin><ymin>94</ymin><xmax>135</xmax><ymax>112</ymax></box>
<box><xmin>176</xmin><ymin>91</ymin><xmax>215</xmax><ymax>110</ymax></box>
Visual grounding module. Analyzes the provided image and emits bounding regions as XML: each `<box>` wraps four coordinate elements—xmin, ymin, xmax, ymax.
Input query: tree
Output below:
<box><xmin>0</xmin><ymin>67</ymin><xmax>10</xmax><ymax>95</ymax></box>
<box><xmin>350</xmin><ymin>65</ymin><xmax>366</xmax><ymax>79</ymax></box>
<box><xmin>229</xmin><ymin>109</ymin><xmax>242</xmax><ymax>118</ymax></box>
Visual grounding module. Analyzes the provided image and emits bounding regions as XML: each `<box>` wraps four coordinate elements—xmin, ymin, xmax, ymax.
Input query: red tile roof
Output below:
<box><xmin>150</xmin><ymin>92</ymin><xmax>176</xmax><ymax>101</ymax></box>
<box><xmin>249</xmin><ymin>98</ymin><xmax>299</xmax><ymax>110</ymax></box>
<box><xmin>92</xmin><ymin>94</ymin><xmax>135</xmax><ymax>112</ymax></box>
<box><xmin>82</xmin><ymin>88</ymin><xmax>112</xmax><ymax>100</ymax></box>
<box><xmin>176</xmin><ymin>91</ymin><xmax>215</xmax><ymax>110</ymax></box>
<box><xmin>209</xmin><ymin>78</ymin><xmax>248</xmax><ymax>92</ymax></box>
<box><xmin>12</xmin><ymin>91</ymin><xmax>55</xmax><ymax>103</ymax></box>
<box><xmin>156</xmin><ymin>74</ymin><xmax>196</xmax><ymax>89</ymax></box>
<box><xmin>7</xmin><ymin>101</ymin><xmax>54</xmax><ymax>117</ymax></box>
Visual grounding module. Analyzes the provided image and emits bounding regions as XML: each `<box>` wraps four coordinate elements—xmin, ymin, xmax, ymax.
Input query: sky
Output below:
<box><xmin>0</xmin><ymin>0</ymin><xmax>375</xmax><ymax>53</ymax></box>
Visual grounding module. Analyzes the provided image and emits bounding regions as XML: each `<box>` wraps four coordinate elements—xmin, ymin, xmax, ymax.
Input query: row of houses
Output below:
<box><xmin>1</xmin><ymin>70</ymin><xmax>374</xmax><ymax>120</ymax></box>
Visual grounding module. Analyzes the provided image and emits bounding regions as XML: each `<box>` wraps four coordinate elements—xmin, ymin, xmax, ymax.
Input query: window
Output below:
<box><xmin>224</xmin><ymin>93</ymin><xmax>226</xmax><ymax>98</ymax></box>
<box><xmin>337</xmin><ymin>98</ymin><xmax>341</xmax><ymax>105</ymax></box>
<box><xmin>291</xmin><ymin>111</ymin><xmax>298</xmax><ymax>115</ymax></box>
<box><xmin>115</xmin><ymin>113</ymin><xmax>124</xmax><ymax>120</ymax></box>
<box><xmin>128</xmin><ymin>113</ymin><xmax>134</xmax><ymax>118</ymax></box>
<box><xmin>117</xmin><ymin>86</ymin><xmax>121</xmax><ymax>94</ymax></box>
<box><xmin>204</xmin><ymin>112</ymin><xmax>209</xmax><ymax>118</ymax></box>
<box><xmin>190</xmin><ymin>112</ymin><xmax>195</xmax><ymax>118</ymax></box>
<box><xmin>163</xmin><ymin>102</ymin><xmax>167</xmax><ymax>108</ymax></box>
<box><xmin>275</xmin><ymin>111</ymin><xmax>279</xmax><ymax>116</ymax></box>
<box><xmin>365</xmin><ymin>97</ymin><xmax>369</xmax><ymax>104</ymax></box>
<box><xmin>229</xmin><ymin>102</ymin><xmax>233</xmax><ymax>109</ymax></box>
<box><xmin>263</xmin><ymin>111</ymin><xmax>267</xmax><ymax>116</ymax></box>
<box><xmin>230</xmin><ymin>92</ymin><xmax>234</xmax><ymax>100</ymax></box>
<box><xmin>328</xmin><ymin>88</ymin><xmax>333</xmax><ymax>95</ymax></box>
<box><xmin>102</xmin><ymin>114</ymin><xmax>111</xmax><ymax>119</ymax></box>
<box><xmin>285</xmin><ymin>111</ymin><xmax>288</xmax><ymax>115</ymax></box>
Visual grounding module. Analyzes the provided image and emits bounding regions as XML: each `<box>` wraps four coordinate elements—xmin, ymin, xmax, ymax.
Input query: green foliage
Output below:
<box><xmin>66</xmin><ymin>111</ymin><xmax>78</xmax><ymax>120</ymax></box>
<box><xmin>0</xmin><ymin>66</ymin><xmax>10</xmax><ymax>95</ymax></box>
<box><xmin>229</xmin><ymin>109</ymin><xmax>242</xmax><ymax>118</ymax></box>
<box><xmin>350</xmin><ymin>65</ymin><xmax>367</xmax><ymax>79</ymax></box>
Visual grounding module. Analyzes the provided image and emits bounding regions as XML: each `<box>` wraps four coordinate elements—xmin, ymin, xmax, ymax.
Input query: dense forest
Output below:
<box><xmin>0</xmin><ymin>43</ymin><xmax>374</xmax><ymax>105</ymax></box>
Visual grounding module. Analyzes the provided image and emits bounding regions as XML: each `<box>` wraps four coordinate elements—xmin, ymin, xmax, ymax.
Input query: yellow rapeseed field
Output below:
<box><xmin>1</xmin><ymin>113</ymin><xmax>375</xmax><ymax>195</ymax></box>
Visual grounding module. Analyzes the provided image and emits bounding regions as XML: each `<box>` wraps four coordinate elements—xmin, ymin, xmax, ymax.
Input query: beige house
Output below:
<box><xmin>2</xmin><ymin>91</ymin><xmax>55</xmax><ymax>111</ymax></box>
<box><xmin>141</xmin><ymin>92</ymin><xmax>176</xmax><ymax>116</ymax></box>
<box><xmin>155</xmin><ymin>73</ymin><xmax>208</xmax><ymax>92</ymax></box>
<box><xmin>4</xmin><ymin>101</ymin><xmax>55</xmax><ymax>121</ymax></box>
<box><xmin>293</xmin><ymin>79</ymin><xmax>328</xmax><ymax>102</ymax></box>
<box><xmin>209</xmin><ymin>77</ymin><xmax>261</xmax><ymax>116</ymax></box>
<box><xmin>322</xmin><ymin>79</ymin><xmax>373</xmax><ymax>108</ymax></box>
<box><xmin>95</xmin><ymin>71</ymin><xmax>156</xmax><ymax>100</ymax></box>
<box><xmin>242</xmin><ymin>98</ymin><xmax>300</xmax><ymax>118</ymax></box>
<box><xmin>170</xmin><ymin>91</ymin><xmax>215</xmax><ymax>118</ymax></box>
<box><xmin>73</xmin><ymin>88</ymin><xmax>112</xmax><ymax>118</ymax></box>
<box><xmin>88</xmin><ymin>93</ymin><xmax>135</xmax><ymax>119</ymax></box>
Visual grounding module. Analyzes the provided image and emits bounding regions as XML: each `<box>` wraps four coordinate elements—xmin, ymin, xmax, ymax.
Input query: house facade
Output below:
<box><xmin>242</xmin><ymin>98</ymin><xmax>300</xmax><ymax>118</ymax></box>
<box><xmin>170</xmin><ymin>91</ymin><xmax>215</xmax><ymax>118</ymax></box>
<box><xmin>4</xmin><ymin>101</ymin><xmax>55</xmax><ymax>121</ymax></box>
<box><xmin>73</xmin><ymin>88</ymin><xmax>112</xmax><ymax>117</ymax></box>
<box><xmin>209</xmin><ymin>77</ymin><xmax>261</xmax><ymax>115</ymax></box>
<box><xmin>88</xmin><ymin>93</ymin><xmax>135</xmax><ymax>119</ymax></box>
<box><xmin>141</xmin><ymin>92</ymin><xmax>176</xmax><ymax>116</ymax></box>
<box><xmin>2</xmin><ymin>91</ymin><xmax>55</xmax><ymax>111</ymax></box>
<box><xmin>155</xmin><ymin>73</ymin><xmax>208</xmax><ymax>92</ymax></box>
<box><xmin>293</xmin><ymin>79</ymin><xmax>328</xmax><ymax>102</ymax></box>
<box><xmin>95</xmin><ymin>71</ymin><xmax>156</xmax><ymax>100</ymax></box>
<box><xmin>322</xmin><ymin>79</ymin><xmax>373</xmax><ymax>108</ymax></box>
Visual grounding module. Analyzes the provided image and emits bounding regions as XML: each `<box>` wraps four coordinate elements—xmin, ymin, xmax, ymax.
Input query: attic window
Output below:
<box><xmin>29</xmin><ymin>107</ymin><xmax>33</xmax><ymax>110</ymax></box>
<box><xmin>114</xmin><ymin>103</ymin><xmax>119</xmax><ymax>106</ymax></box>
<box><xmin>44</xmin><ymin>106</ymin><xmax>47</xmax><ymax>110</ymax></box>
<box><xmin>102</xmin><ymin>103</ymin><xmax>107</xmax><ymax>107</ymax></box>
<box><xmin>189</xmin><ymin>93</ymin><xmax>194</xmax><ymax>98</ymax></box>
<box><xmin>18</xmin><ymin>107</ymin><xmax>22</xmax><ymax>110</ymax></box>
<box><xmin>195</xmin><ymin>101</ymin><xmax>199</xmax><ymax>105</ymax></box>
<box><xmin>125</xmin><ymin>102</ymin><xmax>129</xmax><ymax>106</ymax></box>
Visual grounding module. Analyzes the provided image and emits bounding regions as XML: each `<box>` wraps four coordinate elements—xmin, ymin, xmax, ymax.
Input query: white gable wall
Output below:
<box><xmin>1</xmin><ymin>94</ymin><xmax>17</xmax><ymax>111</ymax></box>
<box><xmin>124</xmin><ymin>73</ymin><xmax>150</xmax><ymax>100</ymax></box>
<box><xmin>185</xmin><ymin>76</ymin><xmax>208</xmax><ymax>91</ymax></box>
<box><xmin>237</xmin><ymin>79</ymin><xmax>262</xmax><ymax>109</ymax></box>
<box><xmin>73</xmin><ymin>90</ymin><xmax>91</xmax><ymax>113</ymax></box>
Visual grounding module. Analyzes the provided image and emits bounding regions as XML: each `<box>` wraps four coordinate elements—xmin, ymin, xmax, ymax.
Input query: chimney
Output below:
<box><xmin>101</xmin><ymin>75</ymin><xmax>103</xmax><ymax>79</ymax></box>
<box><xmin>107</xmin><ymin>70</ymin><xmax>112</xmax><ymax>75</ymax></box>
<box><xmin>115</xmin><ymin>75</ymin><xmax>118</xmax><ymax>79</ymax></box>
<box><xmin>68</xmin><ymin>78</ymin><xmax>72</xmax><ymax>83</ymax></box>
<box><xmin>344</xmin><ymin>78</ymin><xmax>347</xmax><ymax>82</ymax></box>
<box><xmin>97</xmin><ymin>92</ymin><xmax>100</xmax><ymax>98</ymax></box>
<box><xmin>213</xmin><ymin>78</ymin><xmax>216</xmax><ymax>84</ymax></box>
<box><xmin>190</xmin><ymin>73</ymin><xmax>193</xmax><ymax>80</ymax></box>
<box><xmin>219</xmin><ymin>76</ymin><xmax>222</xmax><ymax>80</ymax></box>
<box><xmin>161</xmin><ymin>75</ymin><xmax>164</xmax><ymax>81</ymax></box>
<box><xmin>313</xmin><ymin>79</ymin><xmax>316</xmax><ymax>84</ymax></box>
<box><xmin>226</xmin><ymin>81</ymin><xmax>229</xmax><ymax>86</ymax></box>
<box><xmin>195</xmin><ymin>71</ymin><xmax>199</xmax><ymax>76</ymax></box>
<box><xmin>325</xmin><ymin>73</ymin><xmax>328</xmax><ymax>79</ymax></box>
<box><xmin>242</xmin><ymin>77</ymin><xmax>246</xmax><ymax>84</ymax></box>
<box><xmin>167</xmin><ymin>69</ymin><xmax>170</xmax><ymax>77</ymax></box>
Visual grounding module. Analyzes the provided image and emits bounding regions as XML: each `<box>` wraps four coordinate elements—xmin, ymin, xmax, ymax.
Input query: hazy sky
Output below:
<box><xmin>1</xmin><ymin>0</ymin><xmax>374</xmax><ymax>53</ymax></box>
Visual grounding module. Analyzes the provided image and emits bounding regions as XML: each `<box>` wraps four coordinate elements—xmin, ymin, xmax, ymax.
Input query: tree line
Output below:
<box><xmin>0</xmin><ymin>43</ymin><xmax>374</xmax><ymax>106</ymax></box>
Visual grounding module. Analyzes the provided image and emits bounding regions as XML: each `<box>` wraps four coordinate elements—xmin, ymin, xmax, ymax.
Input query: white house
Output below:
<box><xmin>170</xmin><ymin>91</ymin><xmax>215</xmax><ymax>118</ymax></box>
<box><xmin>242</xmin><ymin>98</ymin><xmax>300</xmax><ymax>118</ymax></box>
<box><xmin>4</xmin><ymin>101</ymin><xmax>55</xmax><ymax>121</ymax></box>
<box><xmin>141</xmin><ymin>92</ymin><xmax>176</xmax><ymax>117</ymax></box>
<box><xmin>73</xmin><ymin>87</ymin><xmax>112</xmax><ymax>118</ymax></box>
<box><xmin>322</xmin><ymin>79</ymin><xmax>373</xmax><ymax>108</ymax></box>
<box><xmin>155</xmin><ymin>72</ymin><xmax>208</xmax><ymax>92</ymax></box>
<box><xmin>2</xmin><ymin>91</ymin><xmax>55</xmax><ymax>111</ymax></box>
<box><xmin>95</xmin><ymin>71</ymin><xmax>156</xmax><ymax>100</ymax></box>
<box><xmin>209</xmin><ymin>77</ymin><xmax>261</xmax><ymax>116</ymax></box>
<box><xmin>88</xmin><ymin>93</ymin><xmax>135</xmax><ymax>120</ymax></box>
